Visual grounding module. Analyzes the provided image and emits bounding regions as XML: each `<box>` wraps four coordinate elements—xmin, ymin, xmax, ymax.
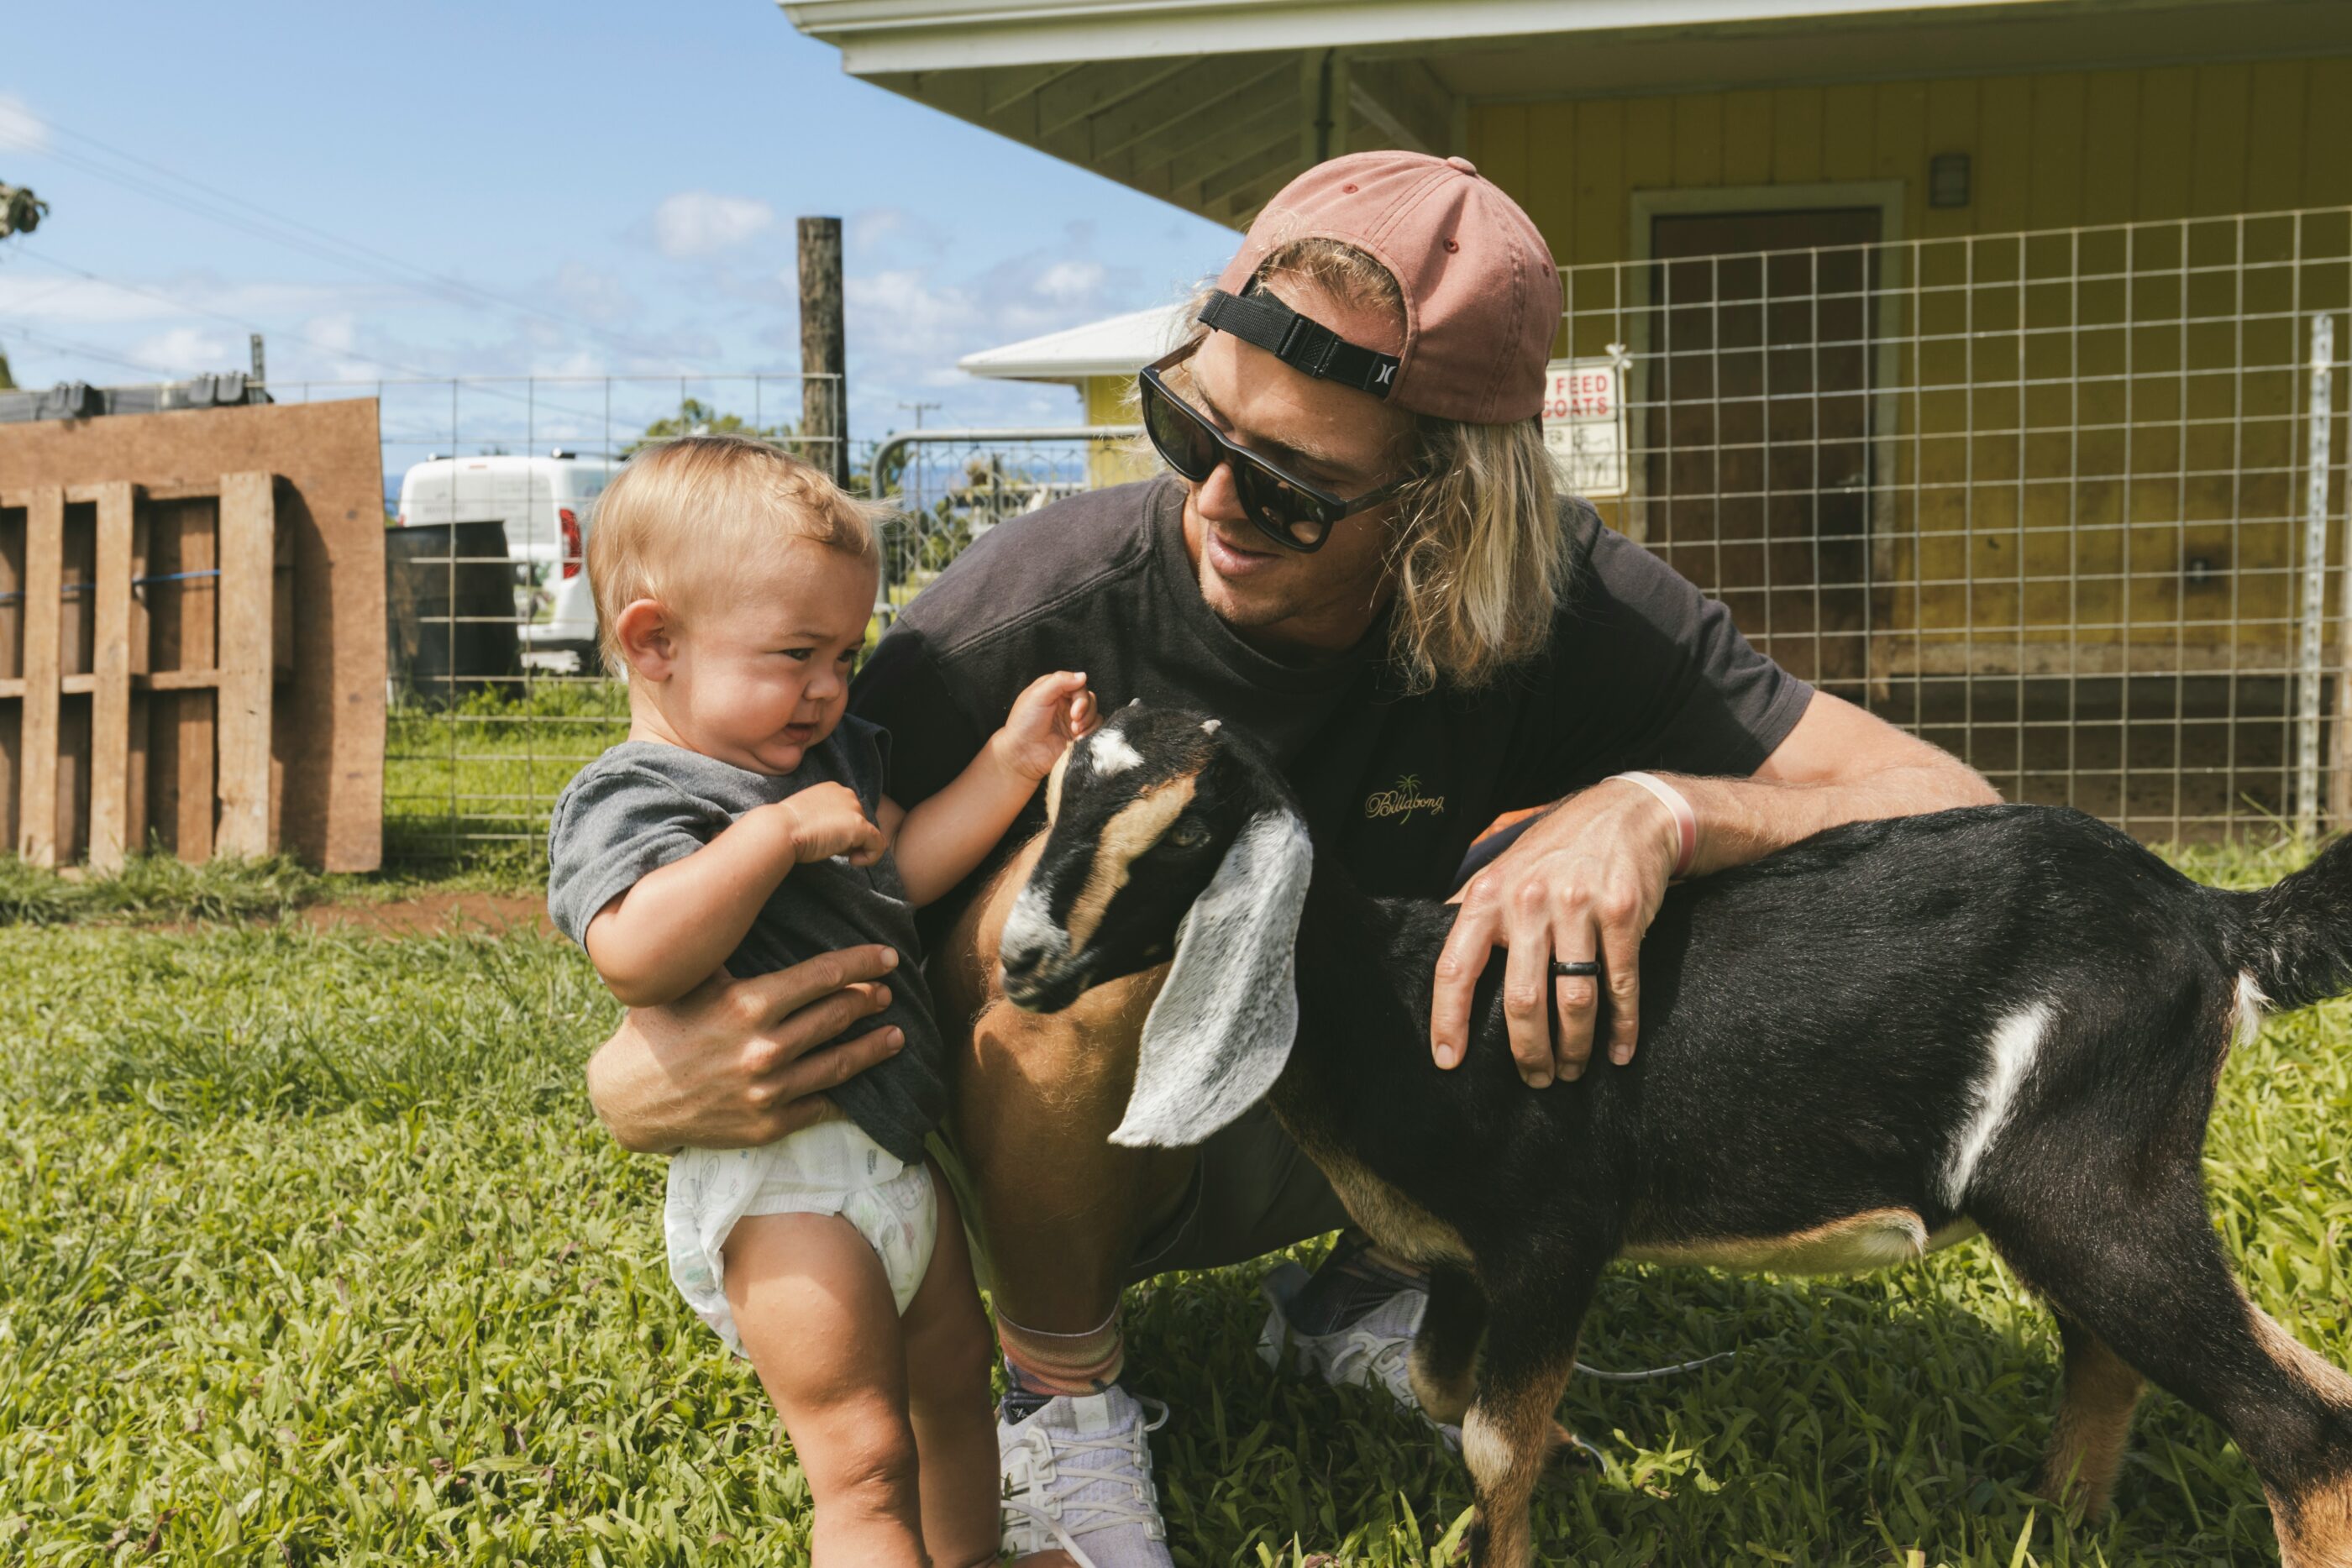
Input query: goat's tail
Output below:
<box><xmin>2225</xmin><ymin>834</ymin><xmax>2352</xmax><ymax>1015</ymax></box>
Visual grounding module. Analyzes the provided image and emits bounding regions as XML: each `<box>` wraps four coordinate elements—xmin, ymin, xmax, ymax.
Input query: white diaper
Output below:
<box><xmin>665</xmin><ymin>1118</ymin><xmax>938</xmax><ymax>1357</ymax></box>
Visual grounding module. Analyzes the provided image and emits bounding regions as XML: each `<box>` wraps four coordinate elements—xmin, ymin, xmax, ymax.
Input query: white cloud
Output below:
<box><xmin>302</xmin><ymin>312</ymin><xmax>358</xmax><ymax>354</ymax></box>
<box><xmin>653</xmin><ymin>191</ymin><xmax>775</xmax><ymax>259</ymax></box>
<box><xmin>1035</xmin><ymin>260</ymin><xmax>1105</xmax><ymax>302</ymax></box>
<box><xmin>0</xmin><ymin>92</ymin><xmax>47</xmax><ymax>153</ymax></box>
<box><xmin>548</xmin><ymin>262</ymin><xmax>636</xmax><ymax>326</ymax></box>
<box><xmin>0</xmin><ymin>272</ymin><xmax>399</xmax><ymax>328</ymax></box>
<box><xmin>848</xmin><ymin>207</ymin><xmax>912</xmax><ymax>250</ymax></box>
<box><xmin>129</xmin><ymin>327</ymin><xmax>234</xmax><ymax>375</ymax></box>
<box><xmin>845</xmin><ymin>267</ymin><xmax>984</xmax><ymax>354</ymax></box>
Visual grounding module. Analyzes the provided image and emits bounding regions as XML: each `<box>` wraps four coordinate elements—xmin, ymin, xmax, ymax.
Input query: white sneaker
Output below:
<box><xmin>997</xmin><ymin>1386</ymin><xmax>1174</xmax><ymax>1567</ymax></box>
<box><xmin>1257</xmin><ymin>1259</ymin><xmax>1464</xmax><ymax>1451</ymax></box>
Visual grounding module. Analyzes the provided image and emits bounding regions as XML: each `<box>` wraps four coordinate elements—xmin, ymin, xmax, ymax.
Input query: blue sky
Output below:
<box><xmin>0</xmin><ymin>0</ymin><xmax>1240</xmax><ymax>454</ymax></box>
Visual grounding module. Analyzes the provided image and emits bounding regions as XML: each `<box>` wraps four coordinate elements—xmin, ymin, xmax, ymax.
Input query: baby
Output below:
<box><xmin>546</xmin><ymin>435</ymin><xmax>1095</xmax><ymax>1566</ymax></box>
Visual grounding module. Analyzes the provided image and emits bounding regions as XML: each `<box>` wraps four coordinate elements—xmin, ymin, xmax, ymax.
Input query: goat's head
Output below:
<box><xmin>999</xmin><ymin>702</ymin><xmax>1312</xmax><ymax>1148</ymax></box>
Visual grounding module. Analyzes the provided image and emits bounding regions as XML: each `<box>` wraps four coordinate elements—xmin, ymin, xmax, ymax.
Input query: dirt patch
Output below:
<box><xmin>291</xmin><ymin>893</ymin><xmax>557</xmax><ymax>939</ymax></box>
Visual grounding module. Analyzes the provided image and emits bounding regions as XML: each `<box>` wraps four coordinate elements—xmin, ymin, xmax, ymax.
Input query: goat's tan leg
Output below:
<box><xmin>2247</xmin><ymin>1304</ymin><xmax>2352</xmax><ymax>1568</ymax></box>
<box><xmin>1982</xmin><ymin>1177</ymin><xmax>2352</xmax><ymax>1567</ymax></box>
<box><xmin>1458</xmin><ymin>1269</ymin><xmax>1599</xmax><ymax>1568</ymax></box>
<box><xmin>1410</xmin><ymin>1266</ymin><xmax>1485</xmax><ymax>1428</ymax></box>
<box><xmin>933</xmin><ymin>834</ymin><xmax>1195</xmax><ymax>1337</ymax></box>
<box><xmin>1460</xmin><ymin>1345</ymin><xmax>1578</xmax><ymax>1568</ymax></box>
<box><xmin>2033</xmin><ymin>1314</ymin><xmax>2145</xmax><ymax>1522</ymax></box>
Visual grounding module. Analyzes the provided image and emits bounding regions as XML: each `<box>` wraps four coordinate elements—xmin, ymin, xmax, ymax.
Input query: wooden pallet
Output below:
<box><xmin>0</xmin><ymin>475</ymin><xmax>291</xmax><ymax>870</ymax></box>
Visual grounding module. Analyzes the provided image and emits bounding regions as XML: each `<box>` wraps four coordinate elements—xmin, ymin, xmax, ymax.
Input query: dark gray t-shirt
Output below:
<box><xmin>854</xmin><ymin>476</ymin><xmax>1814</xmax><ymax>930</ymax></box>
<box><xmin>545</xmin><ymin>719</ymin><xmax>945</xmax><ymax>1164</ymax></box>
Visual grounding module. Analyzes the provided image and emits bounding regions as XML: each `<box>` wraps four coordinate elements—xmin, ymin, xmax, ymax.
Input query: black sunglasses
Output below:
<box><xmin>1137</xmin><ymin>343</ymin><xmax>1412</xmax><ymax>553</ymax></box>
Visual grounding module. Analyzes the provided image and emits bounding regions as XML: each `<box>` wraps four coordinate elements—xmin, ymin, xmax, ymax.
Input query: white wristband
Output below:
<box><xmin>1609</xmin><ymin>771</ymin><xmax>1698</xmax><ymax>878</ymax></box>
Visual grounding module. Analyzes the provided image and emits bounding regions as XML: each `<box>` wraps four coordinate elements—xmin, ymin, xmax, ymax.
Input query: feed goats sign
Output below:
<box><xmin>1541</xmin><ymin>351</ymin><xmax>1630</xmax><ymax>499</ymax></box>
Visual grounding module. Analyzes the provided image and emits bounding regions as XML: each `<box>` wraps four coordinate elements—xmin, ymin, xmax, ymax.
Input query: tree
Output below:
<box><xmin>621</xmin><ymin>398</ymin><xmax>795</xmax><ymax>458</ymax></box>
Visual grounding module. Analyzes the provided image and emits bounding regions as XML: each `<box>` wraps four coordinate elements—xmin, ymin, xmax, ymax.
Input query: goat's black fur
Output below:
<box><xmin>1004</xmin><ymin>705</ymin><xmax>2352</xmax><ymax>1568</ymax></box>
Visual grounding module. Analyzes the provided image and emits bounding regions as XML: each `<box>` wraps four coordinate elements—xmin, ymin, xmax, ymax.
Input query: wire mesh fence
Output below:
<box><xmin>869</xmin><ymin>426</ymin><xmax>1138</xmax><ymax>624</ymax></box>
<box><xmin>266</xmin><ymin>372</ymin><xmax>837</xmax><ymax>867</ymax></box>
<box><xmin>1563</xmin><ymin>205</ymin><xmax>2352</xmax><ymax>842</ymax></box>
<box><xmin>298</xmin><ymin>206</ymin><xmax>2350</xmax><ymax>866</ymax></box>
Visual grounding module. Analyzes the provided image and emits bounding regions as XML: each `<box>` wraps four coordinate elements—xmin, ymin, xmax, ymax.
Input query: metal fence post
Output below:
<box><xmin>2297</xmin><ymin>312</ymin><xmax>2336</xmax><ymax>841</ymax></box>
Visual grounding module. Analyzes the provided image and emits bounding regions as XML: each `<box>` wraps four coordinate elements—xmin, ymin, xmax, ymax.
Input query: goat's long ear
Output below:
<box><xmin>1111</xmin><ymin>809</ymin><xmax>1313</xmax><ymax>1148</ymax></box>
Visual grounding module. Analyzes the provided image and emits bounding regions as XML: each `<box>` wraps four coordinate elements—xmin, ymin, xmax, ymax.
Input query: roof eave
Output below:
<box><xmin>782</xmin><ymin>0</ymin><xmax>2062</xmax><ymax>74</ymax></box>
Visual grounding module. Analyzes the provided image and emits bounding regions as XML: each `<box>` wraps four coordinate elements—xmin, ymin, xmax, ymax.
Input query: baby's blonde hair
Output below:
<box><xmin>589</xmin><ymin>434</ymin><xmax>882</xmax><ymax>674</ymax></box>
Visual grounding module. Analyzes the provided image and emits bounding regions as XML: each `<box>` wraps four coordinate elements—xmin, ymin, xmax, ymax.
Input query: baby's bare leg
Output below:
<box><xmin>901</xmin><ymin>1169</ymin><xmax>1002</xmax><ymax>1568</ymax></box>
<box><xmin>723</xmin><ymin>1211</ymin><xmax>926</xmax><ymax>1568</ymax></box>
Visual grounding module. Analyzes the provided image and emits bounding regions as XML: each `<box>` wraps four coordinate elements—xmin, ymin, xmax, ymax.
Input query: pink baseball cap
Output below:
<box><xmin>1209</xmin><ymin>150</ymin><xmax>1561</xmax><ymax>425</ymax></box>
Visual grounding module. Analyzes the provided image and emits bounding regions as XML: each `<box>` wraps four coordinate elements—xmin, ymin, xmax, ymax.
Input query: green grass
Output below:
<box><xmin>384</xmin><ymin>681</ymin><xmax>631</xmax><ymax>884</ymax></box>
<box><xmin>0</xmin><ymin>847</ymin><xmax>2347</xmax><ymax>1563</ymax></box>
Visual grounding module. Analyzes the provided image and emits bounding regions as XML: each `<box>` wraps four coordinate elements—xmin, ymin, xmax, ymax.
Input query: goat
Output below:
<box><xmin>995</xmin><ymin>701</ymin><xmax>2352</xmax><ymax>1568</ymax></box>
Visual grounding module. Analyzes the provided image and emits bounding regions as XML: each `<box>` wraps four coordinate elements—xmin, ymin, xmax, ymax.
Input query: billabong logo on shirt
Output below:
<box><xmin>1365</xmin><ymin>774</ymin><xmax>1446</xmax><ymax>823</ymax></box>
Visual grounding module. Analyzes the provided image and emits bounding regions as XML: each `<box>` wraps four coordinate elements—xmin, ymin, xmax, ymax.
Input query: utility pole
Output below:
<box><xmin>898</xmin><ymin>399</ymin><xmax>942</xmax><ymax>431</ymax></box>
<box><xmin>797</xmin><ymin>216</ymin><xmax>848</xmax><ymax>489</ymax></box>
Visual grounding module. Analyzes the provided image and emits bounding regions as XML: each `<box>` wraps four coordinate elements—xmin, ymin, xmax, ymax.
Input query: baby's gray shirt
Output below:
<box><xmin>546</xmin><ymin>718</ymin><xmax>946</xmax><ymax>1165</ymax></box>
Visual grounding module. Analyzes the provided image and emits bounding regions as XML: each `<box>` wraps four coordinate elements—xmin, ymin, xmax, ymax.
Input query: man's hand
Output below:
<box><xmin>583</xmin><ymin>945</ymin><xmax>906</xmax><ymax>1153</ymax></box>
<box><xmin>1429</xmin><ymin>779</ymin><xmax>1682</xmax><ymax>1088</ymax></box>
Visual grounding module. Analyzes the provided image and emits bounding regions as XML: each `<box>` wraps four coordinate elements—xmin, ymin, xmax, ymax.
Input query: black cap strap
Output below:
<box><xmin>1197</xmin><ymin>286</ymin><xmax>1399</xmax><ymax>400</ymax></box>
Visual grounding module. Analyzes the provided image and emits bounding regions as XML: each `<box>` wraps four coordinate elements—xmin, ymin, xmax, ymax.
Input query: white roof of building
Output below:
<box><xmin>958</xmin><ymin>303</ymin><xmax>1186</xmax><ymax>385</ymax></box>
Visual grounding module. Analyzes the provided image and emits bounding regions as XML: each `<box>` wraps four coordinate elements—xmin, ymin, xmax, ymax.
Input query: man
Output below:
<box><xmin>586</xmin><ymin>151</ymin><xmax>1996</xmax><ymax>1563</ymax></box>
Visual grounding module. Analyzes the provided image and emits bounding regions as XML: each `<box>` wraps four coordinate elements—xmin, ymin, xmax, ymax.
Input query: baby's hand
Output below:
<box><xmin>994</xmin><ymin>671</ymin><xmax>1100</xmax><ymax>782</ymax></box>
<box><xmin>774</xmin><ymin>783</ymin><xmax>885</xmax><ymax>866</ymax></box>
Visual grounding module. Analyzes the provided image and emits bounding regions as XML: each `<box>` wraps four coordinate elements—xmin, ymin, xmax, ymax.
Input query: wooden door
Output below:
<box><xmin>1646</xmin><ymin>207</ymin><xmax>1880</xmax><ymax>689</ymax></box>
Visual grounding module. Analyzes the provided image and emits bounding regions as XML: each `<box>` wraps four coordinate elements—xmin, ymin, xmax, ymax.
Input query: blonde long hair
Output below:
<box><xmin>1163</xmin><ymin>239</ymin><xmax>1568</xmax><ymax>693</ymax></box>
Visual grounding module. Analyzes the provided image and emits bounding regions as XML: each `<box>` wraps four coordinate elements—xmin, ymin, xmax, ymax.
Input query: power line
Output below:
<box><xmin>32</xmin><ymin>118</ymin><xmax>703</xmax><ymax>368</ymax></box>
<box><xmin>0</xmin><ymin>323</ymin><xmax>190</xmax><ymax>378</ymax></box>
<box><xmin>7</xmin><ymin>248</ymin><xmax>616</xmax><ymax>428</ymax></box>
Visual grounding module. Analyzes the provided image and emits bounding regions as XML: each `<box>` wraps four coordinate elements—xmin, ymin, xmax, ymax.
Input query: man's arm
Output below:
<box><xmin>584</xmin><ymin>945</ymin><xmax>906</xmax><ymax>1154</ymax></box>
<box><xmin>1430</xmin><ymin>690</ymin><xmax>1996</xmax><ymax>1087</ymax></box>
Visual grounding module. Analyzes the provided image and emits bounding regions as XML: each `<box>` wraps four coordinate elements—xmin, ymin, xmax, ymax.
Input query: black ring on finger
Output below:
<box><xmin>1549</xmin><ymin>959</ymin><xmax>1602</xmax><ymax>978</ymax></box>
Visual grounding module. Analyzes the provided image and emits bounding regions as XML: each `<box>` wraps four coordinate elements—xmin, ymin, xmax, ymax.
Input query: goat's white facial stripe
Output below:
<box><xmin>1088</xmin><ymin>729</ymin><xmax>1144</xmax><ymax>777</ymax></box>
<box><xmin>1941</xmin><ymin>1001</ymin><xmax>2050</xmax><ymax>1209</ymax></box>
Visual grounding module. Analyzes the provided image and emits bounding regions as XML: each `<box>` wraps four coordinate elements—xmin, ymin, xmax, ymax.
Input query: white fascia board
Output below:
<box><xmin>782</xmin><ymin>0</ymin><xmax>2068</xmax><ymax>73</ymax></box>
<box><xmin>958</xmin><ymin>303</ymin><xmax>1187</xmax><ymax>383</ymax></box>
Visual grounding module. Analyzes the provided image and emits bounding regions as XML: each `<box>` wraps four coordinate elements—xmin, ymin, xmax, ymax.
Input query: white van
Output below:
<box><xmin>395</xmin><ymin>450</ymin><xmax>619</xmax><ymax>670</ymax></box>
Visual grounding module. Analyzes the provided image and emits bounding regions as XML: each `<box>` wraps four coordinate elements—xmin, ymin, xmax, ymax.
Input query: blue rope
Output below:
<box><xmin>0</xmin><ymin>568</ymin><xmax>222</xmax><ymax>605</ymax></box>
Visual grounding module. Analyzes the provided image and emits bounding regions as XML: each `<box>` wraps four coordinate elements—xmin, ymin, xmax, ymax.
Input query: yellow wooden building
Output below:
<box><xmin>788</xmin><ymin>0</ymin><xmax>2352</xmax><ymax>831</ymax></box>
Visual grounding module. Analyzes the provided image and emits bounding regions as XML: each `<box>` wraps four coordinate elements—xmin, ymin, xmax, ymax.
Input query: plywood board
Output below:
<box><xmin>17</xmin><ymin>488</ymin><xmax>61</xmax><ymax>867</ymax></box>
<box><xmin>214</xmin><ymin>471</ymin><xmax>275</xmax><ymax>859</ymax></box>
<box><xmin>0</xmin><ymin>504</ymin><xmax>20</xmax><ymax>847</ymax></box>
<box><xmin>87</xmin><ymin>482</ymin><xmax>134</xmax><ymax>872</ymax></box>
<box><xmin>0</xmin><ymin>398</ymin><xmax>385</xmax><ymax>869</ymax></box>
